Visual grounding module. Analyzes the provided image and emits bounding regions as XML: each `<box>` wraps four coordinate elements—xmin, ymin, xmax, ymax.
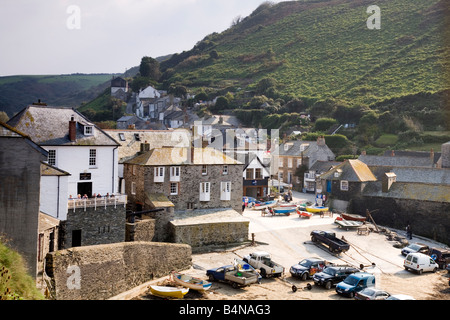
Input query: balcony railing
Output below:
<box><xmin>68</xmin><ymin>194</ymin><xmax>128</xmax><ymax>212</ymax></box>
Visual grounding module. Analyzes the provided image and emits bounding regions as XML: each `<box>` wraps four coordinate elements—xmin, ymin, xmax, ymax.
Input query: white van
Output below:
<box><xmin>404</xmin><ymin>253</ymin><xmax>439</xmax><ymax>274</ymax></box>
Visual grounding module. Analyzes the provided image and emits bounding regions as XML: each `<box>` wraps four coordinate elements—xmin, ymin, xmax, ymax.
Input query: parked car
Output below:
<box><xmin>243</xmin><ymin>251</ymin><xmax>284</xmax><ymax>278</ymax></box>
<box><xmin>206</xmin><ymin>265</ymin><xmax>259</xmax><ymax>289</ymax></box>
<box><xmin>354</xmin><ymin>288</ymin><xmax>391</xmax><ymax>300</ymax></box>
<box><xmin>404</xmin><ymin>252</ymin><xmax>439</xmax><ymax>274</ymax></box>
<box><xmin>427</xmin><ymin>247</ymin><xmax>450</xmax><ymax>269</ymax></box>
<box><xmin>336</xmin><ymin>272</ymin><xmax>376</xmax><ymax>298</ymax></box>
<box><xmin>446</xmin><ymin>263</ymin><xmax>450</xmax><ymax>273</ymax></box>
<box><xmin>386</xmin><ymin>294</ymin><xmax>415</xmax><ymax>300</ymax></box>
<box><xmin>290</xmin><ymin>258</ymin><xmax>327</xmax><ymax>280</ymax></box>
<box><xmin>313</xmin><ymin>265</ymin><xmax>360</xmax><ymax>289</ymax></box>
<box><xmin>401</xmin><ymin>243</ymin><xmax>429</xmax><ymax>256</ymax></box>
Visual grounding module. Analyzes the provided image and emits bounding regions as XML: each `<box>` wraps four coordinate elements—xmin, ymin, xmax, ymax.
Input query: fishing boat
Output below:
<box><xmin>272</xmin><ymin>207</ymin><xmax>296</xmax><ymax>215</ymax></box>
<box><xmin>305</xmin><ymin>206</ymin><xmax>329</xmax><ymax>213</ymax></box>
<box><xmin>171</xmin><ymin>272</ymin><xmax>212</xmax><ymax>291</ymax></box>
<box><xmin>335</xmin><ymin>218</ymin><xmax>364</xmax><ymax>230</ymax></box>
<box><xmin>149</xmin><ymin>285</ymin><xmax>189</xmax><ymax>299</ymax></box>
<box><xmin>252</xmin><ymin>200</ymin><xmax>278</xmax><ymax>210</ymax></box>
<box><xmin>341</xmin><ymin>213</ymin><xmax>366</xmax><ymax>222</ymax></box>
<box><xmin>297</xmin><ymin>209</ymin><xmax>313</xmax><ymax>219</ymax></box>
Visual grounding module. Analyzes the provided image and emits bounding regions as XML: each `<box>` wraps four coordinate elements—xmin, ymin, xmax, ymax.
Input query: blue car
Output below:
<box><xmin>336</xmin><ymin>272</ymin><xmax>376</xmax><ymax>298</ymax></box>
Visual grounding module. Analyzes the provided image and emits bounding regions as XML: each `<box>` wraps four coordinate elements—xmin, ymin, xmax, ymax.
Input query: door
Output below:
<box><xmin>72</xmin><ymin>230</ymin><xmax>82</xmax><ymax>247</ymax></box>
<box><xmin>77</xmin><ymin>182</ymin><xmax>92</xmax><ymax>198</ymax></box>
<box><xmin>327</xmin><ymin>180</ymin><xmax>332</xmax><ymax>193</ymax></box>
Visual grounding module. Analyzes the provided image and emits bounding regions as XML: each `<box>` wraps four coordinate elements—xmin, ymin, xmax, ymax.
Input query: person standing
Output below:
<box><xmin>406</xmin><ymin>224</ymin><xmax>412</xmax><ymax>240</ymax></box>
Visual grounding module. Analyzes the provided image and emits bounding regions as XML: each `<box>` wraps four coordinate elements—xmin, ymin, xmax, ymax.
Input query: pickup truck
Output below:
<box><xmin>310</xmin><ymin>230</ymin><xmax>350</xmax><ymax>253</ymax></box>
<box><xmin>243</xmin><ymin>251</ymin><xmax>285</xmax><ymax>278</ymax></box>
<box><xmin>206</xmin><ymin>265</ymin><xmax>259</xmax><ymax>289</ymax></box>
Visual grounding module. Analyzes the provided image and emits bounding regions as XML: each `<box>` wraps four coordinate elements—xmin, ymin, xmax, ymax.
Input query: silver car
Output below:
<box><xmin>354</xmin><ymin>288</ymin><xmax>391</xmax><ymax>300</ymax></box>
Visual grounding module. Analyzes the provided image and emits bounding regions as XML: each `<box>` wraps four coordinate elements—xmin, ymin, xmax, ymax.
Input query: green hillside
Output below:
<box><xmin>161</xmin><ymin>0</ymin><xmax>449</xmax><ymax>110</ymax></box>
<box><xmin>0</xmin><ymin>74</ymin><xmax>116</xmax><ymax>118</ymax></box>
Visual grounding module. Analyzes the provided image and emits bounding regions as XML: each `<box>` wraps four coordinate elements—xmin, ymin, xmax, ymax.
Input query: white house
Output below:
<box><xmin>40</xmin><ymin>163</ymin><xmax>71</xmax><ymax>220</ymax></box>
<box><xmin>8</xmin><ymin>105</ymin><xmax>120</xmax><ymax>206</ymax></box>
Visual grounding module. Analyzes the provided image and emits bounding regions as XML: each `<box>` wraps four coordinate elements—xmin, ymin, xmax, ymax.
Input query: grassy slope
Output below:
<box><xmin>164</xmin><ymin>0</ymin><xmax>449</xmax><ymax>106</ymax></box>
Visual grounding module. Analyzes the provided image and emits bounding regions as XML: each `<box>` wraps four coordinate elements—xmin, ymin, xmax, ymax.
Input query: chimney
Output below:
<box><xmin>140</xmin><ymin>141</ymin><xmax>150</xmax><ymax>153</ymax></box>
<box><xmin>69</xmin><ymin>116</ymin><xmax>76</xmax><ymax>142</ymax></box>
<box><xmin>430</xmin><ymin>148</ymin><xmax>435</xmax><ymax>166</ymax></box>
<box><xmin>391</xmin><ymin>150</ymin><xmax>395</xmax><ymax>157</ymax></box>
<box><xmin>317</xmin><ymin>136</ymin><xmax>325</xmax><ymax>146</ymax></box>
<box><xmin>361</xmin><ymin>150</ymin><xmax>367</xmax><ymax>156</ymax></box>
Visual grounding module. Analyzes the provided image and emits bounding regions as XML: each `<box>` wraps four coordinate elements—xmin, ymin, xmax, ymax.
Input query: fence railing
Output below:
<box><xmin>68</xmin><ymin>194</ymin><xmax>127</xmax><ymax>212</ymax></box>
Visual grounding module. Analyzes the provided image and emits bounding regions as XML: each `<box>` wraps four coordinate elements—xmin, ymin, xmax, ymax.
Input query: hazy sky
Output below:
<box><xmin>0</xmin><ymin>0</ymin><xmax>284</xmax><ymax>76</ymax></box>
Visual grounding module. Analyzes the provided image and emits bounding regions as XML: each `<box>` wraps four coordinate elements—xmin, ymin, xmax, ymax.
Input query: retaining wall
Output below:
<box><xmin>45</xmin><ymin>241</ymin><xmax>192</xmax><ymax>300</ymax></box>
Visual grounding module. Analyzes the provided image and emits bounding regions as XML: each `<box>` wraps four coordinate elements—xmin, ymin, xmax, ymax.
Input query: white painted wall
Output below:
<box><xmin>42</xmin><ymin>145</ymin><xmax>118</xmax><ymax>199</ymax></box>
<box><xmin>40</xmin><ymin>175</ymin><xmax>69</xmax><ymax>220</ymax></box>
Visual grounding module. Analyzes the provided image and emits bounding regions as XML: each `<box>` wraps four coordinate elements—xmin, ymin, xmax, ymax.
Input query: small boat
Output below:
<box><xmin>297</xmin><ymin>209</ymin><xmax>313</xmax><ymax>219</ymax></box>
<box><xmin>306</xmin><ymin>206</ymin><xmax>329</xmax><ymax>213</ymax></box>
<box><xmin>335</xmin><ymin>218</ymin><xmax>364</xmax><ymax>230</ymax></box>
<box><xmin>149</xmin><ymin>285</ymin><xmax>189</xmax><ymax>299</ymax></box>
<box><xmin>278</xmin><ymin>203</ymin><xmax>297</xmax><ymax>208</ymax></box>
<box><xmin>273</xmin><ymin>207</ymin><xmax>296</xmax><ymax>215</ymax></box>
<box><xmin>252</xmin><ymin>200</ymin><xmax>278</xmax><ymax>210</ymax></box>
<box><xmin>171</xmin><ymin>272</ymin><xmax>212</xmax><ymax>292</ymax></box>
<box><xmin>341</xmin><ymin>213</ymin><xmax>366</xmax><ymax>222</ymax></box>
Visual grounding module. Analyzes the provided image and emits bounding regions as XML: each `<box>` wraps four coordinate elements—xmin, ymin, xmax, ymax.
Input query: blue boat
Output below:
<box><xmin>272</xmin><ymin>207</ymin><xmax>296</xmax><ymax>215</ymax></box>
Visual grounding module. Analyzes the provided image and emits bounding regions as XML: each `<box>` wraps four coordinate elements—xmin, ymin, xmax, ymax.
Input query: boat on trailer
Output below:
<box><xmin>171</xmin><ymin>271</ymin><xmax>212</xmax><ymax>291</ymax></box>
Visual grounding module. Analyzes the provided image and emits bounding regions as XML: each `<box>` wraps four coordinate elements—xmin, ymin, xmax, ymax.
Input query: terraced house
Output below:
<box><xmin>123</xmin><ymin>145</ymin><xmax>243</xmax><ymax>214</ymax></box>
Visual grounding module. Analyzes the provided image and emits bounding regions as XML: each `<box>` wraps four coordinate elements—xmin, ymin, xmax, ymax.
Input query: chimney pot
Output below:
<box><xmin>69</xmin><ymin>119</ymin><xmax>76</xmax><ymax>142</ymax></box>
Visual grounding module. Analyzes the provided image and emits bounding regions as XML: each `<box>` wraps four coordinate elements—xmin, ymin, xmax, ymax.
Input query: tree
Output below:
<box><xmin>139</xmin><ymin>56</ymin><xmax>161</xmax><ymax>81</ymax></box>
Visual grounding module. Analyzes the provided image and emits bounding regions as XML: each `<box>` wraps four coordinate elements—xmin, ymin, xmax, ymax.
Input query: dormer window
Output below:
<box><xmin>84</xmin><ymin>126</ymin><xmax>94</xmax><ymax>136</ymax></box>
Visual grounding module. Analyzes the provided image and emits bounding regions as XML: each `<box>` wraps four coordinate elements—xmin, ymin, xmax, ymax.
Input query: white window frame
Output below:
<box><xmin>84</xmin><ymin>126</ymin><xmax>94</xmax><ymax>136</ymax></box>
<box><xmin>202</xmin><ymin>165</ymin><xmax>208</xmax><ymax>176</ymax></box>
<box><xmin>288</xmin><ymin>158</ymin><xmax>293</xmax><ymax>168</ymax></box>
<box><xmin>89</xmin><ymin>149</ymin><xmax>97</xmax><ymax>168</ymax></box>
<box><xmin>131</xmin><ymin>182</ymin><xmax>136</xmax><ymax>195</ymax></box>
<box><xmin>154</xmin><ymin>167</ymin><xmax>165</xmax><ymax>183</ymax></box>
<box><xmin>199</xmin><ymin>182</ymin><xmax>211</xmax><ymax>201</ymax></box>
<box><xmin>220</xmin><ymin>181</ymin><xmax>231</xmax><ymax>201</ymax></box>
<box><xmin>340</xmin><ymin>180</ymin><xmax>349</xmax><ymax>191</ymax></box>
<box><xmin>48</xmin><ymin>149</ymin><xmax>56</xmax><ymax>166</ymax></box>
<box><xmin>170</xmin><ymin>166</ymin><xmax>181</xmax><ymax>182</ymax></box>
<box><xmin>223</xmin><ymin>165</ymin><xmax>228</xmax><ymax>175</ymax></box>
<box><xmin>170</xmin><ymin>182</ymin><xmax>178</xmax><ymax>195</ymax></box>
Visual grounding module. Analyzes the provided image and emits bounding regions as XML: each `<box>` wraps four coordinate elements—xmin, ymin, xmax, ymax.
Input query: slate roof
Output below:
<box><xmin>369</xmin><ymin>166</ymin><xmax>450</xmax><ymax>185</ymax></box>
<box><xmin>125</xmin><ymin>147</ymin><xmax>242</xmax><ymax>166</ymax></box>
<box><xmin>279</xmin><ymin>140</ymin><xmax>335</xmax><ymax>159</ymax></box>
<box><xmin>363</xmin><ymin>181</ymin><xmax>450</xmax><ymax>203</ymax></box>
<box><xmin>320</xmin><ymin>159</ymin><xmax>377</xmax><ymax>182</ymax></box>
<box><xmin>309</xmin><ymin>160</ymin><xmax>341</xmax><ymax>173</ymax></box>
<box><xmin>358</xmin><ymin>154</ymin><xmax>434</xmax><ymax>168</ymax></box>
<box><xmin>7</xmin><ymin>105</ymin><xmax>119</xmax><ymax>147</ymax></box>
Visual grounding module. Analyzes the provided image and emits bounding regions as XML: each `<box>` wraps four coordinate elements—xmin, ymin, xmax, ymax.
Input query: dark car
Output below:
<box><xmin>290</xmin><ymin>258</ymin><xmax>327</xmax><ymax>280</ymax></box>
<box><xmin>428</xmin><ymin>247</ymin><xmax>450</xmax><ymax>269</ymax></box>
<box><xmin>401</xmin><ymin>243</ymin><xmax>429</xmax><ymax>256</ymax></box>
<box><xmin>313</xmin><ymin>266</ymin><xmax>360</xmax><ymax>289</ymax></box>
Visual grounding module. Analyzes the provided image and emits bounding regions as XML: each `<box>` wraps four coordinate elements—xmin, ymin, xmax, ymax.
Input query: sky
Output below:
<box><xmin>0</xmin><ymin>0</ymin><xmax>284</xmax><ymax>76</ymax></box>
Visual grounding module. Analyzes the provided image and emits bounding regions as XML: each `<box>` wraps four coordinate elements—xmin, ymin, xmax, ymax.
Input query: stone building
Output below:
<box><xmin>277</xmin><ymin>136</ymin><xmax>336</xmax><ymax>191</ymax></box>
<box><xmin>0</xmin><ymin>122</ymin><xmax>48</xmax><ymax>278</ymax></box>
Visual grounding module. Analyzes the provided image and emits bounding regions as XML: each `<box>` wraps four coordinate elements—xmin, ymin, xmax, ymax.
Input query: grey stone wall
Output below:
<box><xmin>0</xmin><ymin>137</ymin><xmax>46</xmax><ymax>278</ymax></box>
<box><xmin>65</xmin><ymin>205</ymin><xmax>126</xmax><ymax>248</ymax></box>
<box><xmin>45</xmin><ymin>241</ymin><xmax>192</xmax><ymax>300</ymax></box>
<box><xmin>125</xmin><ymin>218</ymin><xmax>155</xmax><ymax>242</ymax></box>
<box><xmin>351</xmin><ymin>197</ymin><xmax>450</xmax><ymax>246</ymax></box>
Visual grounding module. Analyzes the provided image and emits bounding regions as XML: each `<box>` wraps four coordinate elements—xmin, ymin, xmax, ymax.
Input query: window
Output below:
<box><xmin>170</xmin><ymin>183</ymin><xmax>178</xmax><ymax>195</ymax></box>
<box><xmin>170</xmin><ymin>166</ymin><xmax>181</xmax><ymax>182</ymax></box>
<box><xmin>89</xmin><ymin>149</ymin><xmax>97</xmax><ymax>167</ymax></box>
<box><xmin>340</xmin><ymin>180</ymin><xmax>349</xmax><ymax>191</ymax></box>
<box><xmin>84</xmin><ymin>126</ymin><xmax>94</xmax><ymax>136</ymax></box>
<box><xmin>279</xmin><ymin>157</ymin><xmax>284</xmax><ymax>168</ymax></box>
<box><xmin>154</xmin><ymin>167</ymin><xmax>165</xmax><ymax>183</ymax></box>
<box><xmin>288</xmin><ymin>158</ymin><xmax>293</xmax><ymax>168</ymax></box>
<box><xmin>297</xmin><ymin>159</ymin><xmax>302</xmax><ymax>167</ymax></box>
<box><xmin>131</xmin><ymin>182</ymin><xmax>136</xmax><ymax>195</ymax></box>
<box><xmin>202</xmin><ymin>165</ymin><xmax>208</xmax><ymax>175</ymax></box>
<box><xmin>255</xmin><ymin>168</ymin><xmax>262</xmax><ymax>179</ymax></box>
<box><xmin>119</xmin><ymin>133</ymin><xmax>126</xmax><ymax>141</ymax></box>
<box><xmin>246</xmin><ymin>169</ymin><xmax>253</xmax><ymax>180</ymax></box>
<box><xmin>223</xmin><ymin>165</ymin><xmax>228</xmax><ymax>175</ymax></box>
<box><xmin>48</xmin><ymin>150</ymin><xmax>56</xmax><ymax>166</ymax></box>
<box><xmin>134</xmin><ymin>133</ymin><xmax>141</xmax><ymax>141</ymax></box>
<box><xmin>187</xmin><ymin>202</ymin><xmax>194</xmax><ymax>210</ymax></box>
<box><xmin>220</xmin><ymin>181</ymin><xmax>231</xmax><ymax>201</ymax></box>
<box><xmin>199</xmin><ymin>182</ymin><xmax>210</xmax><ymax>201</ymax></box>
